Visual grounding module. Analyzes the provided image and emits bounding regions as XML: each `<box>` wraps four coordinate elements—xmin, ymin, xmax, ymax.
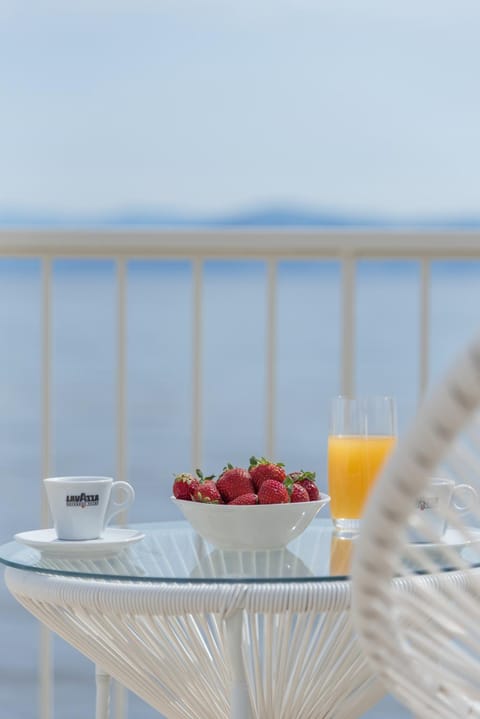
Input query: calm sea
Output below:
<box><xmin>2</xmin><ymin>257</ymin><xmax>480</xmax><ymax>718</ymax></box>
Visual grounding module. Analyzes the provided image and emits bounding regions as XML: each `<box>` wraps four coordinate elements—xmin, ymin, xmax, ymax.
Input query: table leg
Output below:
<box><xmin>225</xmin><ymin>610</ymin><xmax>254</xmax><ymax>719</ymax></box>
<box><xmin>95</xmin><ymin>665</ymin><xmax>111</xmax><ymax>719</ymax></box>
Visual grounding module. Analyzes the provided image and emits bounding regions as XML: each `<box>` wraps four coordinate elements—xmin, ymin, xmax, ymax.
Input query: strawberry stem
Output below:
<box><xmin>195</xmin><ymin>468</ymin><xmax>215</xmax><ymax>483</ymax></box>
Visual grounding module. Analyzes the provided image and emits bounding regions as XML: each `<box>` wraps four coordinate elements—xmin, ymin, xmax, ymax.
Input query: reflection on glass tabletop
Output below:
<box><xmin>0</xmin><ymin>519</ymin><xmax>479</xmax><ymax>584</ymax></box>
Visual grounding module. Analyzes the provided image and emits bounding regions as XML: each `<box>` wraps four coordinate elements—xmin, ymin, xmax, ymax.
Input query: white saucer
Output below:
<box><xmin>408</xmin><ymin>527</ymin><xmax>480</xmax><ymax>551</ymax></box>
<box><xmin>14</xmin><ymin>527</ymin><xmax>145</xmax><ymax>558</ymax></box>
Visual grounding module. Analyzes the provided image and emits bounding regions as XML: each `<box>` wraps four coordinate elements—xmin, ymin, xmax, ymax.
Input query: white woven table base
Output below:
<box><xmin>6</xmin><ymin>568</ymin><xmax>387</xmax><ymax>719</ymax></box>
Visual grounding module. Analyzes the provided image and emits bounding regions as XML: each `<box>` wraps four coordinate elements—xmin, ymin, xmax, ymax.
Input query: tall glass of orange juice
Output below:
<box><xmin>328</xmin><ymin>396</ymin><xmax>396</xmax><ymax>534</ymax></box>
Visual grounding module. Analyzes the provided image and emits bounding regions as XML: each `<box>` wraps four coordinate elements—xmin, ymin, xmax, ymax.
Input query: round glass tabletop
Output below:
<box><xmin>0</xmin><ymin>519</ymin><xmax>353</xmax><ymax>584</ymax></box>
<box><xmin>0</xmin><ymin>518</ymin><xmax>478</xmax><ymax>584</ymax></box>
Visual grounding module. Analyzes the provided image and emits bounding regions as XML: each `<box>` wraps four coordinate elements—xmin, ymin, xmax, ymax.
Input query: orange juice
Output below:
<box><xmin>329</xmin><ymin>533</ymin><xmax>355</xmax><ymax>575</ymax></box>
<box><xmin>328</xmin><ymin>435</ymin><xmax>395</xmax><ymax>520</ymax></box>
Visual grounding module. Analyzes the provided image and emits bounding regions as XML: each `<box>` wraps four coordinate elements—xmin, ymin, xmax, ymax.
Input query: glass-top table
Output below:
<box><xmin>0</xmin><ymin>519</ymin><xmax>352</xmax><ymax>583</ymax></box>
<box><xmin>1</xmin><ymin>518</ymin><xmax>479</xmax><ymax>584</ymax></box>
<box><xmin>1</xmin><ymin>518</ymin><xmax>478</xmax><ymax>719</ymax></box>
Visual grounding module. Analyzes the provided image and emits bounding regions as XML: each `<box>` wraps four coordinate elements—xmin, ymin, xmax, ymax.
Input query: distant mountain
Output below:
<box><xmin>1</xmin><ymin>204</ymin><xmax>480</xmax><ymax>229</ymax></box>
<box><xmin>0</xmin><ymin>205</ymin><xmax>379</xmax><ymax>229</ymax></box>
<box><xmin>208</xmin><ymin>206</ymin><xmax>384</xmax><ymax>228</ymax></box>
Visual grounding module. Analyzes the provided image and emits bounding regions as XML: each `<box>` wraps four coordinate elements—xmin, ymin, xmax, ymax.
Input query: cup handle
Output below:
<box><xmin>105</xmin><ymin>481</ymin><xmax>135</xmax><ymax>526</ymax></box>
<box><xmin>452</xmin><ymin>483</ymin><xmax>478</xmax><ymax>514</ymax></box>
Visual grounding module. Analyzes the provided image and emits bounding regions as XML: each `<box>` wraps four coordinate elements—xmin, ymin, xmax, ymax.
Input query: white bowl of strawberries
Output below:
<box><xmin>170</xmin><ymin>457</ymin><xmax>330</xmax><ymax>551</ymax></box>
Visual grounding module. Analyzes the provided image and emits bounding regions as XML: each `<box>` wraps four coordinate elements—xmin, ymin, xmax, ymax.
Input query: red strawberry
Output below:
<box><xmin>216</xmin><ymin>465</ymin><xmax>254</xmax><ymax>502</ymax></box>
<box><xmin>172</xmin><ymin>472</ymin><xmax>201</xmax><ymax>501</ymax></box>
<box><xmin>258</xmin><ymin>479</ymin><xmax>290</xmax><ymax>504</ymax></box>
<box><xmin>289</xmin><ymin>483</ymin><xmax>310</xmax><ymax>503</ymax></box>
<box><xmin>288</xmin><ymin>470</ymin><xmax>320</xmax><ymax>501</ymax></box>
<box><xmin>299</xmin><ymin>479</ymin><xmax>320</xmax><ymax>501</ymax></box>
<box><xmin>249</xmin><ymin>456</ymin><xmax>286</xmax><ymax>492</ymax></box>
<box><xmin>284</xmin><ymin>473</ymin><xmax>311</xmax><ymax>502</ymax></box>
<box><xmin>192</xmin><ymin>480</ymin><xmax>222</xmax><ymax>504</ymax></box>
<box><xmin>228</xmin><ymin>493</ymin><xmax>258</xmax><ymax>505</ymax></box>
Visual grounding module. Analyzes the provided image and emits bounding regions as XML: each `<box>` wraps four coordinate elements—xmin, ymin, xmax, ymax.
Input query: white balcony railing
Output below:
<box><xmin>2</xmin><ymin>228</ymin><xmax>480</xmax><ymax>719</ymax></box>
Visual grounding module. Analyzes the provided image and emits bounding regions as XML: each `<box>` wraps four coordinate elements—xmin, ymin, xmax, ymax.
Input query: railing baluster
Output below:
<box><xmin>341</xmin><ymin>255</ymin><xmax>356</xmax><ymax>396</ymax></box>
<box><xmin>192</xmin><ymin>258</ymin><xmax>203</xmax><ymax>470</ymax></box>
<box><xmin>114</xmin><ymin>681</ymin><xmax>128</xmax><ymax>719</ymax></box>
<box><xmin>419</xmin><ymin>258</ymin><xmax>431</xmax><ymax>399</ymax></box>
<box><xmin>116</xmin><ymin>257</ymin><xmax>128</xmax><ymax>489</ymax></box>
<box><xmin>266</xmin><ymin>259</ymin><xmax>277</xmax><ymax>459</ymax></box>
<box><xmin>115</xmin><ymin>257</ymin><xmax>129</xmax><ymax>719</ymax></box>
<box><xmin>40</xmin><ymin>256</ymin><xmax>53</xmax><ymax>719</ymax></box>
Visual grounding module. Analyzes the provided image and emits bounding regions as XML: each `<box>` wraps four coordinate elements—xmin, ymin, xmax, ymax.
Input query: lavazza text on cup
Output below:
<box><xmin>43</xmin><ymin>476</ymin><xmax>135</xmax><ymax>540</ymax></box>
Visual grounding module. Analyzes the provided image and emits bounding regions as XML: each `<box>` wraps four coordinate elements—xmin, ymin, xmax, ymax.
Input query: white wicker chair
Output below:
<box><xmin>352</xmin><ymin>333</ymin><xmax>480</xmax><ymax>718</ymax></box>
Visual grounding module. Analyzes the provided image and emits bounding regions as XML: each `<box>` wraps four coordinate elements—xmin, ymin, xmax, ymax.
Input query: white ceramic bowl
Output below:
<box><xmin>171</xmin><ymin>494</ymin><xmax>330</xmax><ymax>550</ymax></box>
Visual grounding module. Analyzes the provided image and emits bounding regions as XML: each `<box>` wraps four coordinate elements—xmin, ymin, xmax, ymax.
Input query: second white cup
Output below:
<box><xmin>44</xmin><ymin>476</ymin><xmax>135</xmax><ymax>541</ymax></box>
<box><xmin>413</xmin><ymin>477</ymin><xmax>477</xmax><ymax>540</ymax></box>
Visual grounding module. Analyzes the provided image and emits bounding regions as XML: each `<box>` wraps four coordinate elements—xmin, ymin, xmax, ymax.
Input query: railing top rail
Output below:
<box><xmin>0</xmin><ymin>228</ymin><xmax>480</xmax><ymax>259</ymax></box>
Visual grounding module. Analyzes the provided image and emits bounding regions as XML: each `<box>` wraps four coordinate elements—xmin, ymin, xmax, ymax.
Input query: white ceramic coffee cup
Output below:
<box><xmin>44</xmin><ymin>476</ymin><xmax>135</xmax><ymax>541</ymax></box>
<box><xmin>413</xmin><ymin>477</ymin><xmax>478</xmax><ymax>540</ymax></box>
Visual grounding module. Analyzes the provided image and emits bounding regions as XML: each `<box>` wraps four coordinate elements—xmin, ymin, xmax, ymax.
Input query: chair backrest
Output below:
<box><xmin>351</xmin><ymin>333</ymin><xmax>480</xmax><ymax>718</ymax></box>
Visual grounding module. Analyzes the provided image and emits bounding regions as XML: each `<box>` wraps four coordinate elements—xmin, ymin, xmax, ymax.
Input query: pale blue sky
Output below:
<box><xmin>1</xmin><ymin>0</ymin><xmax>480</xmax><ymax>219</ymax></box>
